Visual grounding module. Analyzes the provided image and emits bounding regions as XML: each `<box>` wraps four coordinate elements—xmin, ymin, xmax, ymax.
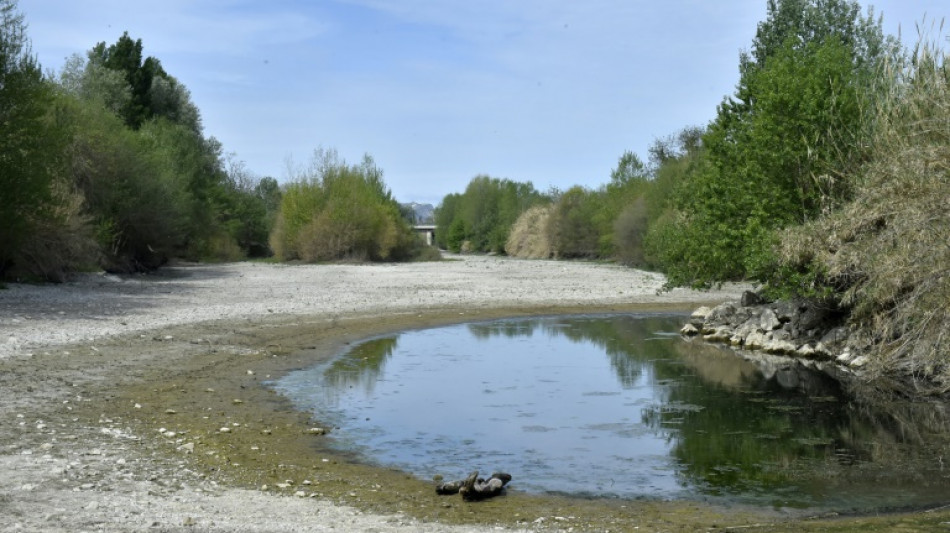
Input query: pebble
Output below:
<box><xmin>306</xmin><ymin>427</ymin><xmax>326</xmax><ymax>435</ymax></box>
<box><xmin>219</xmin><ymin>427</ymin><xmax>231</xmax><ymax>433</ymax></box>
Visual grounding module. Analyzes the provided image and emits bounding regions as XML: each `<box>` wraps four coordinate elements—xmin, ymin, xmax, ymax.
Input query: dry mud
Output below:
<box><xmin>1</xmin><ymin>255</ymin><xmax>947</xmax><ymax>532</ymax></box>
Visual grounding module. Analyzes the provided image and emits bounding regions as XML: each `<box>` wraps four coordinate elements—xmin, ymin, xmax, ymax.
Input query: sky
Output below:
<box><xmin>17</xmin><ymin>0</ymin><xmax>950</xmax><ymax>205</ymax></box>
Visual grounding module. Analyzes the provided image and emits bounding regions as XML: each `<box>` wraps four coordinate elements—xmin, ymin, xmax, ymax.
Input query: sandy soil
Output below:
<box><xmin>0</xmin><ymin>255</ymin><xmax>838</xmax><ymax>532</ymax></box>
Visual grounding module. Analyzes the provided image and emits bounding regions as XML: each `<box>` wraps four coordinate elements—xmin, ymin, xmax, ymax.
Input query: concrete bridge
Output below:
<box><xmin>413</xmin><ymin>225</ymin><xmax>436</xmax><ymax>246</ymax></box>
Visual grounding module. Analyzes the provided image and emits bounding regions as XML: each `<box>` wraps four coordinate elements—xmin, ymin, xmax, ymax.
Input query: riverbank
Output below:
<box><xmin>1</xmin><ymin>256</ymin><xmax>948</xmax><ymax>532</ymax></box>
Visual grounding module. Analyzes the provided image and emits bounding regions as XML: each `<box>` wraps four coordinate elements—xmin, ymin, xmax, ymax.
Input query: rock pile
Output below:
<box><xmin>681</xmin><ymin>291</ymin><xmax>870</xmax><ymax>372</ymax></box>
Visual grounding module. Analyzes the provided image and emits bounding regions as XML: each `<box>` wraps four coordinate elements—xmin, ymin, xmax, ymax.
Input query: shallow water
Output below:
<box><xmin>275</xmin><ymin>314</ymin><xmax>950</xmax><ymax>511</ymax></box>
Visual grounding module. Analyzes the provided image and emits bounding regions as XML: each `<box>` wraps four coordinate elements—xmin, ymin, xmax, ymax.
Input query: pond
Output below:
<box><xmin>274</xmin><ymin>314</ymin><xmax>950</xmax><ymax>512</ymax></box>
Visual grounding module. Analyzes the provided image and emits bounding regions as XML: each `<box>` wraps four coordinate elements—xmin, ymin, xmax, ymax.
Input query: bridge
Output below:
<box><xmin>412</xmin><ymin>225</ymin><xmax>436</xmax><ymax>246</ymax></box>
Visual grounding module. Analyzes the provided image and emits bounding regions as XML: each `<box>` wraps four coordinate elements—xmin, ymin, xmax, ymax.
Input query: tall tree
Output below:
<box><xmin>659</xmin><ymin>0</ymin><xmax>896</xmax><ymax>286</ymax></box>
<box><xmin>0</xmin><ymin>0</ymin><xmax>68</xmax><ymax>275</ymax></box>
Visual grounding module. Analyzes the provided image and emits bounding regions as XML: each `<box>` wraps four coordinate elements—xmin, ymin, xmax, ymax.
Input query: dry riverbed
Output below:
<box><xmin>1</xmin><ymin>255</ymin><xmax>948</xmax><ymax>532</ymax></box>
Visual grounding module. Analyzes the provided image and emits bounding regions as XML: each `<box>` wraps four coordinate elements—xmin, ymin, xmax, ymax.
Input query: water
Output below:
<box><xmin>274</xmin><ymin>314</ymin><xmax>950</xmax><ymax>511</ymax></box>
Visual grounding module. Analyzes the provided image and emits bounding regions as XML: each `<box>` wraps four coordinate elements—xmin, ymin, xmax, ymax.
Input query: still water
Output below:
<box><xmin>275</xmin><ymin>314</ymin><xmax>950</xmax><ymax>511</ymax></box>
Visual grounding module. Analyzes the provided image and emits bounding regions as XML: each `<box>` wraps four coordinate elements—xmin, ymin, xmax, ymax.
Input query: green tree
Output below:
<box><xmin>655</xmin><ymin>0</ymin><xmax>895</xmax><ymax>286</ymax></box>
<box><xmin>270</xmin><ymin>149</ymin><xmax>417</xmax><ymax>262</ymax></box>
<box><xmin>547</xmin><ymin>186</ymin><xmax>601</xmax><ymax>259</ymax></box>
<box><xmin>0</xmin><ymin>0</ymin><xmax>79</xmax><ymax>278</ymax></box>
<box><xmin>435</xmin><ymin>175</ymin><xmax>545</xmax><ymax>254</ymax></box>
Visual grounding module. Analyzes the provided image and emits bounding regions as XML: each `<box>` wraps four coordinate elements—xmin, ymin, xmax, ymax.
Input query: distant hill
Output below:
<box><xmin>401</xmin><ymin>202</ymin><xmax>435</xmax><ymax>224</ymax></box>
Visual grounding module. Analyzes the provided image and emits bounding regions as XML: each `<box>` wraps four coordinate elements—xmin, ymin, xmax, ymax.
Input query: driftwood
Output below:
<box><xmin>436</xmin><ymin>471</ymin><xmax>512</xmax><ymax>501</ymax></box>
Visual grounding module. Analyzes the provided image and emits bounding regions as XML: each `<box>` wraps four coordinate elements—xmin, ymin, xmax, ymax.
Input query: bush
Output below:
<box><xmin>270</xmin><ymin>149</ymin><xmax>415</xmax><ymax>263</ymax></box>
<box><xmin>505</xmin><ymin>204</ymin><xmax>554</xmax><ymax>259</ymax></box>
<box><xmin>775</xmin><ymin>36</ymin><xmax>950</xmax><ymax>390</ymax></box>
<box><xmin>6</xmin><ymin>182</ymin><xmax>99</xmax><ymax>282</ymax></box>
<box><xmin>434</xmin><ymin>176</ymin><xmax>546</xmax><ymax>254</ymax></box>
<box><xmin>547</xmin><ymin>187</ymin><xmax>601</xmax><ymax>259</ymax></box>
<box><xmin>612</xmin><ymin>197</ymin><xmax>649</xmax><ymax>267</ymax></box>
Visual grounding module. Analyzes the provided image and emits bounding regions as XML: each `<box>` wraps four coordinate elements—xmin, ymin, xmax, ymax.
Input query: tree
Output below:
<box><xmin>270</xmin><ymin>149</ymin><xmax>417</xmax><ymax>262</ymax></box>
<box><xmin>656</xmin><ymin>0</ymin><xmax>896</xmax><ymax>286</ymax></box>
<box><xmin>0</xmin><ymin>0</ymin><xmax>75</xmax><ymax>277</ymax></box>
<box><xmin>434</xmin><ymin>176</ymin><xmax>546</xmax><ymax>254</ymax></box>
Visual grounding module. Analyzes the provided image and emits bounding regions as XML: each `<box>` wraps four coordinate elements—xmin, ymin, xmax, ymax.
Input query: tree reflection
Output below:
<box><xmin>323</xmin><ymin>336</ymin><xmax>398</xmax><ymax>394</ymax></box>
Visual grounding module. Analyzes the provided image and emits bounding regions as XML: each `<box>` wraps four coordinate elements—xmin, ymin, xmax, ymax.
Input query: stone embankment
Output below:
<box><xmin>681</xmin><ymin>291</ymin><xmax>869</xmax><ymax>378</ymax></box>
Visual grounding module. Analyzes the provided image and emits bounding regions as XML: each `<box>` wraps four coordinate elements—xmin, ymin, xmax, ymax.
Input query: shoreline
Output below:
<box><xmin>2</xmin><ymin>256</ymin><xmax>948</xmax><ymax>531</ymax></box>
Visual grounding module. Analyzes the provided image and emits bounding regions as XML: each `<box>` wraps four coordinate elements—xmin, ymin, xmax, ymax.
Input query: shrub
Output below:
<box><xmin>612</xmin><ymin>197</ymin><xmax>649</xmax><ymax>267</ymax></box>
<box><xmin>505</xmin><ymin>204</ymin><xmax>554</xmax><ymax>259</ymax></box>
<box><xmin>270</xmin><ymin>149</ymin><xmax>415</xmax><ymax>263</ymax></box>
<box><xmin>546</xmin><ymin>187</ymin><xmax>601</xmax><ymax>259</ymax></box>
<box><xmin>775</xmin><ymin>35</ymin><xmax>950</xmax><ymax>390</ymax></box>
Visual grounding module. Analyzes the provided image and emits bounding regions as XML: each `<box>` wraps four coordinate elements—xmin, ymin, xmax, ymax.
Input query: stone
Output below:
<box><xmin>703</xmin><ymin>326</ymin><xmax>733</xmax><ymax>343</ymax></box>
<box><xmin>745</xmin><ymin>331</ymin><xmax>769</xmax><ymax>350</ymax></box>
<box><xmin>306</xmin><ymin>427</ymin><xmax>327</xmax><ymax>435</ymax></box>
<box><xmin>759</xmin><ymin>309</ymin><xmax>781</xmax><ymax>331</ymax></box>
<box><xmin>772</xmin><ymin>300</ymin><xmax>801</xmax><ymax>324</ymax></box>
<box><xmin>680</xmin><ymin>323</ymin><xmax>699</xmax><ymax>336</ymax></box>
<box><xmin>177</xmin><ymin>442</ymin><xmax>194</xmax><ymax>454</ymax></box>
<box><xmin>740</xmin><ymin>290</ymin><xmax>764</xmax><ymax>307</ymax></box>
<box><xmin>706</xmin><ymin>303</ymin><xmax>737</xmax><ymax>326</ymax></box>
<box><xmin>764</xmin><ymin>339</ymin><xmax>797</xmax><ymax>355</ymax></box>
<box><xmin>850</xmin><ymin>356</ymin><xmax>870</xmax><ymax>368</ymax></box>
<box><xmin>691</xmin><ymin>306</ymin><xmax>712</xmax><ymax>320</ymax></box>
<box><xmin>821</xmin><ymin>327</ymin><xmax>850</xmax><ymax>347</ymax></box>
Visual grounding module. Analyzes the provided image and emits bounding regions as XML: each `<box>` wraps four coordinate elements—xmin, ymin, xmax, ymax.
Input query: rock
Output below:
<box><xmin>799</xmin><ymin>305</ymin><xmax>830</xmax><ymax>331</ymax></box>
<box><xmin>758</xmin><ymin>308</ymin><xmax>781</xmax><ymax>331</ymax></box>
<box><xmin>764</xmin><ymin>339</ymin><xmax>797</xmax><ymax>355</ymax></box>
<box><xmin>680</xmin><ymin>323</ymin><xmax>700</xmax><ymax>336</ymax></box>
<box><xmin>706</xmin><ymin>303</ymin><xmax>737</xmax><ymax>326</ymax></box>
<box><xmin>219</xmin><ymin>427</ymin><xmax>231</xmax><ymax>433</ymax></box>
<box><xmin>306</xmin><ymin>427</ymin><xmax>327</xmax><ymax>435</ymax></box>
<box><xmin>741</xmin><ymin>290</ymin><xmax>764</xmax><ymax>307</ymax></box>
<box><xmin>849</xmin><ymin>355</ymin><xmax>870</xmax><ymax>368</ymax></box>
<box><xmin>772</xmin><ymin>300</ymin><xmax>800</xmax><ymax>324</ymax></box>
<box><xmin>797</xmin><ymin>343</ymin><xmax>818</xmax><ymax>357</ymax></box>
<box><xmin>177</xmin><ymin>442</ymin><xmax>195</xmax><ymax>453</ymax></box>
<box><xmin>703</xmin><ymin>326</ymin><xmax>733</xmax><ymax>343</ymax></box>
<box><xmin>821</xmin><ymin>327</ymin><xmax>850</xmax><ymax>347</ymax></box>
<box><xmin>691</xmin><ymin>306</ymin><xmax>712</xmax><ymax>320</ymax></box>
<box><xmin>745</xmin><ymin>331</ymin><xmax>769</xmax><ymax>350</ymax></box>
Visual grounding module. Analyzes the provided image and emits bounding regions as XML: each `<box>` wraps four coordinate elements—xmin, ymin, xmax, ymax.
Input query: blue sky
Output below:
<box><xmin>18</xmin><ymin>1</ymin><xmax>949</xmax><ymax>205</ymax></box>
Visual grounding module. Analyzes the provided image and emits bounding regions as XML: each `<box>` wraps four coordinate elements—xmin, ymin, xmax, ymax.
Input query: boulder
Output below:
<box><xmin>741</xmin><ymin>290</ymin><xmax>765</xmax><ymax>307</ymax></box>
<box><xmin>758</xmin><ymin>308</ymin><xmax>781</xmax><ymax>331</ymax></box>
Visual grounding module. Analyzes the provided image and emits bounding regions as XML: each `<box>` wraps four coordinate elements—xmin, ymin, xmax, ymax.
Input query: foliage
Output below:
<box><xmin>87</xmin><ymin>32</ymin><xmax>202</xmax><ymax>132</ymax></box>
<box><xmin>0</xmin><ymin>0</ymin><xmax>89</xmax><ymax>279</ymax></box>
<box><xmin>434</xmin><ymin>176</ymin><xmax>546</xmax><ymax>253</ymax></box>
<box><xmin>270</xmin><ymin>149</ymin><xmax>417</xmax><ymax>262</ymax></box>
<box><xmin>647</xmin><ymin>0</ymin><xmax>895</xmax><ymax>286</ymax></box>
<box><xmin>775</xmin><ymin>36</ymin><xmax>950</xmax><ymax>390</ymax></box>
<box><xmin>65</xmin><ymin>97</ymin><xmax>186</xmax><ymax>271</ymax></box>
<box><xmin>546</xmin><ymin>186</ymin><xmax>602</xmax><ymax>259</ymax></box>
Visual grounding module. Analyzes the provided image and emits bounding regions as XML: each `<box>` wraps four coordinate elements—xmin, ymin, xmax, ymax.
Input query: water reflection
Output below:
<box><xmin>275</xmin><ymin>314</ymin><xmax>950</xmax><ymax>511</ymax></box>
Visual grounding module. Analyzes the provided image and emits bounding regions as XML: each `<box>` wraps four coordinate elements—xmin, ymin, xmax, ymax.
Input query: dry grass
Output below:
<box><xmin>780</xmin><ymin>33</ymin><xmax>950</xmax><ymax>391</ymax></box>
<box><xmin>504</xmin><ymin>204</ymin><xmax>554</xmax><ymax>259</ymax></box>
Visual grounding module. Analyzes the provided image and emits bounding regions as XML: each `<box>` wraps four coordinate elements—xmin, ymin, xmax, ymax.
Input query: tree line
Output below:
<box><xmin>437</xmin><ymin>0</ymin><xmax>950</xmax><ymax>387</ymax></box>
<box><xmin>0</xmin><ymin>0</ymin><xmax>435</xmax><ymax>282</ymax></box>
